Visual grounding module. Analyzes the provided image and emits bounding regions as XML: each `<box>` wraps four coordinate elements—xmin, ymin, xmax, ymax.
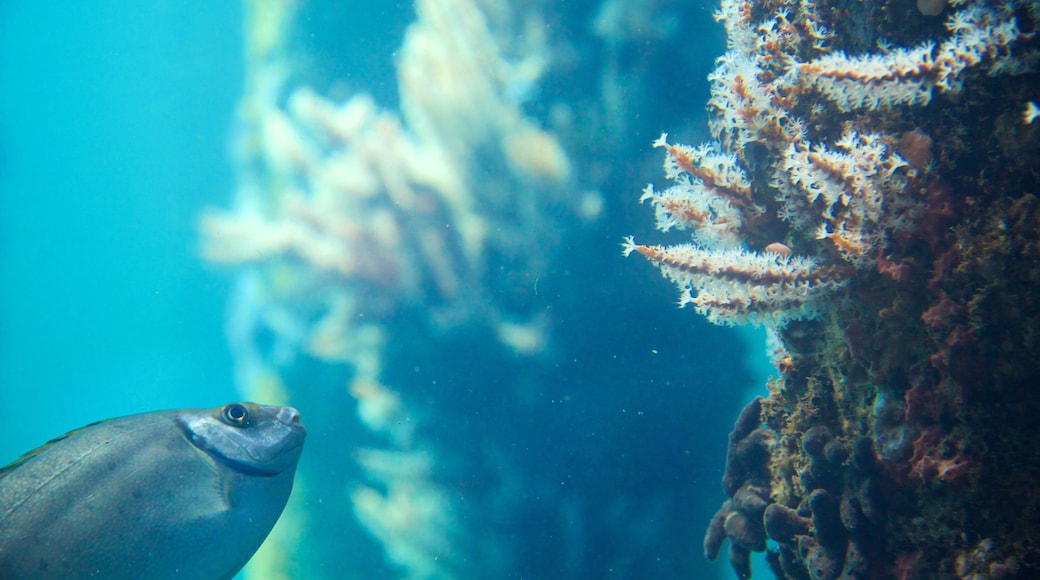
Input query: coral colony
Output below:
<box><xmin>628</xmin><ymin>0</ymin><xmax>1039</xmax><ymax>578</ymax></box>
<box><xmin>627</xmin><ymin>0</ymin><xmax>1026</xmax><ymax>327</ymax></box>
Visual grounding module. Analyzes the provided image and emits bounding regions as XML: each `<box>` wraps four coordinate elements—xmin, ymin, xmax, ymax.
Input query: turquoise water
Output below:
<box><xmin>0</xmin><ymin>2</ymin><xmax>241</xmax><ymax>455</ymax></box>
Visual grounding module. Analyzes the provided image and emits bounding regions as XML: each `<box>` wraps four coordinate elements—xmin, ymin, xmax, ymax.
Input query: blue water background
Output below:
<box><xmin>0</xmin><ymin>1</ymin><xmax>242</xmax><ymax>458</ymax></box>
<box><xmin>1</xmin><ymin>2</ymin><xmax>770</xmax><ymax>578</ymax></box>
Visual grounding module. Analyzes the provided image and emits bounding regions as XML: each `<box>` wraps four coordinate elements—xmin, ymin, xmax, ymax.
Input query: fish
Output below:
<box><xmin>0</xmin><ymin>402</ymin><xmax>306</xmax><ymax>579</ymax></box>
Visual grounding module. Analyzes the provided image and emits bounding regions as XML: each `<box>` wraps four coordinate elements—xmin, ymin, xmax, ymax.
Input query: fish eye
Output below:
<box><xmin>222</xmin><ymin>403</ymin><xmax>250</xmax><ymax>427</ymax></box>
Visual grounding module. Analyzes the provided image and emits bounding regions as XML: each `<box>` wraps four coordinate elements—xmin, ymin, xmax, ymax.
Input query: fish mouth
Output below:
<box><xmin>275</xmin><ymin>406</ymin><xmax>304</xmax><ymax>429</ymax></box>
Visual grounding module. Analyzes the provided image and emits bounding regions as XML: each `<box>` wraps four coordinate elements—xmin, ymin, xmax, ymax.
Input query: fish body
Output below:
<box><xmin>0</xmin><ymin>402</ymin><xmax>305</xmax><ymax>579</ymax></box>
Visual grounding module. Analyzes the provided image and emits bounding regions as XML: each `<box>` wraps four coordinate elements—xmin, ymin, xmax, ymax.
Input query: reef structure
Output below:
<box><xmin>627</xmin><ymin>0</ymin><xmax>1040</xmax><ymax>577</ymax></box>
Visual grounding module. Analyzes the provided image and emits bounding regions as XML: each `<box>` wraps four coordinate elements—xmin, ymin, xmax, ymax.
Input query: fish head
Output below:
<box><xmin>179</xmin><ymin>403</ymin><xmax>306</xmax><ymax>475</ymax></box>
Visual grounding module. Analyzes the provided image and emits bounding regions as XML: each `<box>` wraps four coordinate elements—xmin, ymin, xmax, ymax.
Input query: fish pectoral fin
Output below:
<box><xmin>220</xmin><ymin>472</ymin><xmax>240</xmax><ymax>510</ymax></box>
<box><xmin>178</xmin><ymin>451</ymin><xmax>235</xmax><ymax>518</ymax></box>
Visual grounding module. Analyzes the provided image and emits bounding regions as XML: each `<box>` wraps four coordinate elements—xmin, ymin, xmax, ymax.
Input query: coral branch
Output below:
<box><xmin>639</xmin><ymin>134</ymin><xmax>753</xmax><ymax>249</ymax></box>
<box><xmin>623</xmin><ymin>238</ymin><xmax>845</xmax><ymax>326</ymax></box>
<box><xmin>795</xmin><ymin>4</ymin><xmax>1026</xmax><ymax>111</ymax></box>
<box><xmin>775</xmin><ymin>129</ymin><xmax>919</xmax><ymax>266</ymax></box>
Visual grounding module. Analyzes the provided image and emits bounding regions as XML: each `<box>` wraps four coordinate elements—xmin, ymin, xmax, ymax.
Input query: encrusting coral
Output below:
<box><xmin>626</xmin><ymin>0</ymin><xmax>1040</xmax><ymax>577</ymax></box>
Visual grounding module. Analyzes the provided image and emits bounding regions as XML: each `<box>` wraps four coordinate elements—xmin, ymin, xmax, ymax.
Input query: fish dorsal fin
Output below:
<box><xmin>0</xmin><ymin>420</ymin><xmax>106</xmax><ymax>480</ymax></box>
